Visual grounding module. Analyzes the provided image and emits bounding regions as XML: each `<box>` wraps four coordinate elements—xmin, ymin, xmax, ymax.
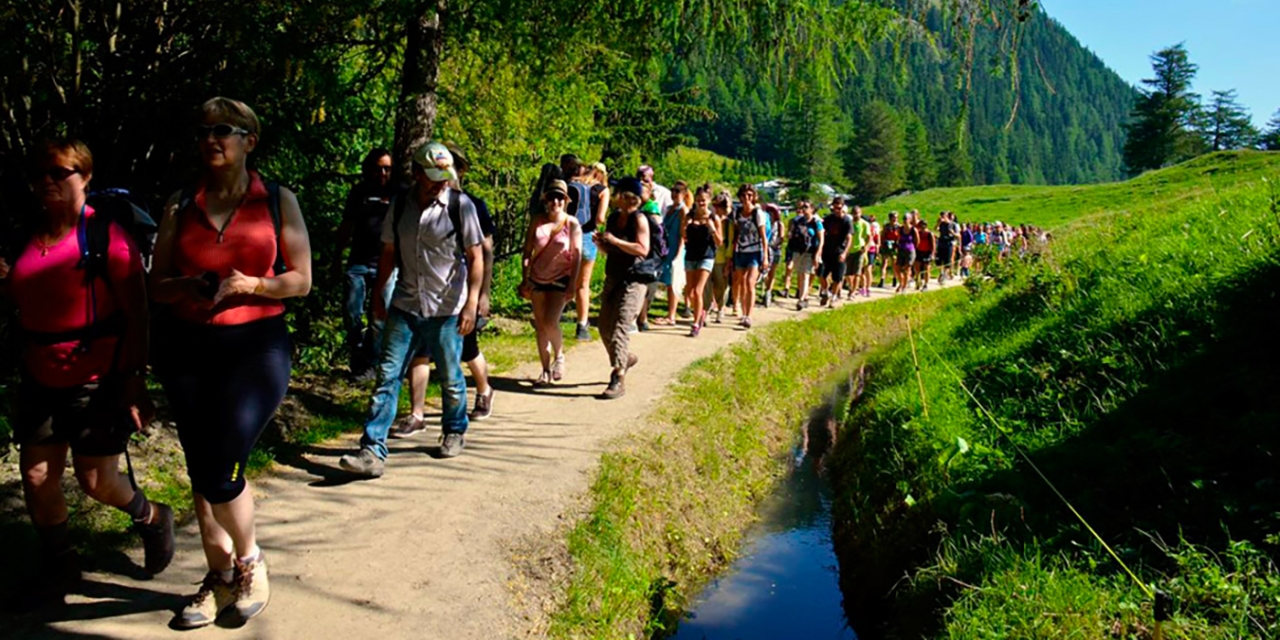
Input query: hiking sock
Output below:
<box><xmin>119</xmin><ymin>490</ymin><xmax>153</xmax><ymax>525</ymax></box>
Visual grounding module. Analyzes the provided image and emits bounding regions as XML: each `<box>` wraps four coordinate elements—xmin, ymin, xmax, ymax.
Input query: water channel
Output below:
<box><xmin>671</xmin><ymin>403</ymin><xmax>857</xmax><ymax>640</ymax></box>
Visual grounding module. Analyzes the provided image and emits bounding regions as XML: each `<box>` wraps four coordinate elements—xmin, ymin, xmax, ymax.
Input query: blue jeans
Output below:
<box><xmin>360</xmin><ymin>307</ymin><xmax>468</xmax><ymax>459</ymax></box>
<box><xmin>344</xmin><ymin>265</ymin><xmax>396</xmax><ymax>370</ymax></box>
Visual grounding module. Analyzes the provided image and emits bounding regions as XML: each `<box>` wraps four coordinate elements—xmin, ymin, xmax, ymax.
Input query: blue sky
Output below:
<box><xmin>1043</xmin><ymin>0</ymin><xmax>1279</xmax><ymax>128</ymax></box>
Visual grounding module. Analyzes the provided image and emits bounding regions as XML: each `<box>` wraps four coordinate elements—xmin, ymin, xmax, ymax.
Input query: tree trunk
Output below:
<box><xmin>392</xmin><ymin>0</ymin><xmax>446</xmax><ymax>182</ymax></box>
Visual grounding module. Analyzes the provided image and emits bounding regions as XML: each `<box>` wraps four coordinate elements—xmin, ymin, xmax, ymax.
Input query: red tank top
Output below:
<box><xmin>170</xmin><ymin>171</ymin><xmax>286</xmax><ymax>325</ymax></box>
<box><xmin>9</xmin><ymin>207</ymin><xmax>142</xmax><ymax>387</ymax></box>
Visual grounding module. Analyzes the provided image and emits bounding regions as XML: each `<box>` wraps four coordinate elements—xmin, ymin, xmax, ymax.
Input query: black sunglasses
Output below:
<box><xmin>544</xmin><ymin>193</ymin><xmax>567</xmax><ymax>202</ymax></box>
<box><xmin>36</xmin><ymin>166</ymin><xmax>80</xmax><ymax>182</ymax></box>
<box><xmin>197</xmin><ymin>123</ymin><xmax>252</xmax><ymax>139</ymax></box>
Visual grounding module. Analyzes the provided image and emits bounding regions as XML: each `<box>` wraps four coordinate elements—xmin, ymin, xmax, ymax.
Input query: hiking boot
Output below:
<box><xmin>136</xmin><ymin>502</ymin><xmax>176</xmax><ymax>576</ymax></box>
<box><xmin>175</xmin><ymin>571</ymin><xmax>232</xmax><ymax>629</ymax></box>
<box><xmin>689</xmin><ymin>324</ymin><xmax>700</xmax><ymax>338</ymax></box>
<box><xmin>230</xmin><ymin>553</ymin><xmax>270</xmax><ymax>624</ymax></box>
<box><xmin>796</xmin><ymin>299</ymin><xmax>804</xmax><ymax>311</ymax></box>
<box><xmin>551</xmin><ymin>354</ymin><xmax>565</xmax><ymax>381</ymax></box>
<box><xmin>877</xmin><ymin>279</ymin><xmax>884</xmax><ymax>288</ymax></box>
<box><xmin>14</xmin><ymin>549</ymin><xmax>81</xmax><ymax>612</ymax></box>
<box><xmin>470</xmin><ymin>387</ymin><xmax>494</xmax><ymax>421</ymax></box>
<box><xmin>339</xmin><ymin>448</ymin><xmax>385</xmax><ymax>478</ymax></box>
<box><xmin>819</xmin><ymin>291</ymin><xmax>829</xmax><ymax>306</ymax></box>
<box><xmin>389</xmin><ymin>414</ymin><xmax>427</xmax><ymax>439</ymax></box>
<box><xmin>575</xmin><ymin>324</ymin><xmax>591</xmax><ymax>341</ymax></box>
<box><xmin>438</xmin><ymin>432</ymin><xmax>466</xmax><ymax>458</ymax></box>
<box><xmin>599</xmin><ymin>370</ymin><xmax>625</xmax><ymax>400</ymax></box>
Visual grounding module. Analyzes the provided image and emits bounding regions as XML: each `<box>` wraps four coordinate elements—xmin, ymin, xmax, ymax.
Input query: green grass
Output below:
<box><xmin>828</xmin><ymin>150</ymin><xmax>1280</xmax><ymax>638</ymax></box>
<box><xmin>868</xmin><ymin>150</ymin><xmax>1280</xmax><ymax>228</ymax></box>
<box><xmin>547</xmin><ymin>291</ymin><xmax>959</xmax><ymax>639</ymax></box>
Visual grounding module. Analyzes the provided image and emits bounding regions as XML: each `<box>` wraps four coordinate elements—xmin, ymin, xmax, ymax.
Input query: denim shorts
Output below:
<box><xmin>733</xmin><ymin>251</ymin><xmax>763</xmax><ymax>270</ymax></box>
<box><xmin>685</xmin><ymin>258</ymin><xmax>715</xmax><ymax>272</ymax></box>
<box><xmin>581</xmin><ymin>237</ymin><xmax>599</xmax><ymax>262</ymax></box>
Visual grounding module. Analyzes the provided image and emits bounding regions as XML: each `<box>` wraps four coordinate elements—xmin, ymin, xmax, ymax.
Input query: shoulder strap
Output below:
<box><xmin>448</xmin><ymin>189</ymin><xmax>464</xmax><ymax>258</ymax></box>
<box><xmin>266</xmin><ymin>181</ymin><xmax>286</xmax><ymax>275</ymax></box>
<box><xmin>391</xmin><ymin>191</ymin><xmax>405</xmax><ymax>271</ymax></box>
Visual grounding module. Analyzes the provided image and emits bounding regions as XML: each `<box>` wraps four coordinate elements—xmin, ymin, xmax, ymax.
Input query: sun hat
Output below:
<box><xmin>411</xmin><ymin>141</ymin><xmax>458</xmax><ymax>182</ymax></box>
<box><xmin>544</xmin><ymin>179</ymin><xmax>569</xmax><ymax>198</ymax></box>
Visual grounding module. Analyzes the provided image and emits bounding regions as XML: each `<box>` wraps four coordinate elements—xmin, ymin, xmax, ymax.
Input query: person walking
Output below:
<box><xmin>784</xmin><ymin>199</ymin><xmax>823</xmax><ymax>309</ymax></box>
<box><xmin>843</xmin><ymin>206</ymin><xmax>871</xmax><ymax>299</ymax></box>
<box><xmin>594</xmin><ymin>177</ymin><xmax>652</xmax><ymax>399</ymax></box>
<box><xmin>393</xmin><ymin>144</ymin><xmax>499</xmax><ymax>430</ymax></box>
<box><xmin>4</xmin><ymin>138</ymin><xmax>175</xmax><ymax>609</ymax></box>
<box><xmin>150</xmin><ymin>98</ymin><xmax>313</xmax><ymax>628</ymax></box>
<box><xmin>332</xmin><ymin>148</ymin><xmax>396</xmax><ymax>381</ymax></box>
<box><xmin>339</xmin><ymin>142</ymin><xmax>484</xmax><ymax>477</ymax></box>
<box><xmin>704</xmin><ymin>192</ymin><xmax>734</xmax><ymax>323</ymax></box>
<box><xmin>648</xmin><ymin>181</ymin><xmax>688</xmax><ymax>326</ymax></box>
<box><xmin>914</xmin><ymin>218</ymin><xmax>936</xmax><ymax>290</ymax></box>
<box><xmin>894</xmin><ymin>212</ymin><xmax>919</xmax><ymax>294</ymax></box>
<box><xmin>819</xmin><ymin>198</ymin><xmax>853</xmax><ymax>306</ymax></box>
<box><xmin>729</xmin><ymin>184</ymin><xmax>769</xmax><ymax>328</ymax></box>
<box><xmin>571</xmin><ymin>162</ymin><xmax>609</xmax><ymax>341</ymax></box>
<box><xmin>760</xmin><ymin>203</ymin><xmax>784</xmax><ymax>308</ymax></box>
<box><xmin>519</xmin><ymin>179</ymin><xmax>582</xmax><ymax>385</ymax></box>
<box><xmin>681</xmin><ymin>185</ymin><xmax>721</xmax><ymax>337</ymax></box>
<box><xmin>878</xmin><ymin>211</ymin><xmax>900</xmax><ymax>288</ymax></box>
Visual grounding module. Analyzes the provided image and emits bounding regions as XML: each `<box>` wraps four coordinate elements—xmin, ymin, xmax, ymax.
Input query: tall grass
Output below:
<box><xmin>830</xmin><ymin>151</ymin><xmax>1280</xmax><ymax>638</ymax></box>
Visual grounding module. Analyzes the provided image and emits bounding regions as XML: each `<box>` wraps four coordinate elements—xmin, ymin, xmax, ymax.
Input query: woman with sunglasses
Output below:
<box><xmin>521</xmin><ymin>180</ymin><xmax>583</xmax><ymax>385</ymax></box>
<box><xmin>150</xmin><ymin>97</ymin><xmax>312</xmax><ymax>628</ymax></box>
<box><xmin>2</xmin><ymin>139</ymin><xmax>174</xmax><ymax>608</ymax></box>
<box><xmin>594</xmin><ymin>177</ymin><xmax>651</xmax><ymax>399</ymax></box>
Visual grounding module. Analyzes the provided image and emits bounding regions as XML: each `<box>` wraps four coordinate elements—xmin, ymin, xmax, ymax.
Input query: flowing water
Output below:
<box><xmin>671</xmin><ymin>405</ymin><xmax>856</xmax><ymax>640</ymax></box>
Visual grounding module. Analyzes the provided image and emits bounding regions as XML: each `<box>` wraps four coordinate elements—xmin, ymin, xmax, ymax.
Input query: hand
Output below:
<box><xmin>213</xmin><ymin>269</ymin><xmax>262</xmax><ymax>305</ymax></box>
<box><xmin>0</xmin><ymin>257</ymin><xmax>9</xmax><ymax>279</ymax></box>
<box><xmin>372</xmin><ymin>292</ymin><xmax>388</xmax><ymax>321</ymax></box>
<box><xmin>122</xmin><ymin>375</ymin><xmax>155</xmax><ymax>433</ymax></box>
<box><xmin>477</xmin><ymin>294</ymin><xmax>491</xmax><ymax>319</ymax></box>
<box><xmin>459</xmin><ymin>301</ymin><xmax>477</xmax><ymax>336</ymax></box>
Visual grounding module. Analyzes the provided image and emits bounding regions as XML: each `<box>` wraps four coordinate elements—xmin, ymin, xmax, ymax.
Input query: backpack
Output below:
<box><xmin>391</xmin><ymin>188</ymin><xmax>466</xmax><ymax>270</ymax></box>
<box><xmin>178</xmin><ymin>181</ymin><xmax>286</xmax><ymax>276</ymax></box>
<box><xmin>789</xmin><ymin>217</ymin><xmax>819</xmax><ymax>254</ymax></box>
<box><xmin>568</xmin><ymin>182</ymin><xmax>592</xmax><ymax>229</ymax></box>
<box><xmin>80</xmin><ymin>188</ymin><xmax>159</xmax><ymax>278</ymax></box>
<box><xmin>626</xmin><ymin>209</ymin><xmax>667</xmax><ymax>283</ymax></box>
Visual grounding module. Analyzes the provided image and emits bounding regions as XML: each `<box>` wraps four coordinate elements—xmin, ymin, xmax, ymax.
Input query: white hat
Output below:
<box><xmin>412</xmin><ymin>141</ymin><xmax>458</xmax><ymax>182</ymax></box>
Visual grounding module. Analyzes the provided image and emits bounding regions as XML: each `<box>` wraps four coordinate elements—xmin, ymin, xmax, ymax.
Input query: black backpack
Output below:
<box><xmin>788</xmin><ymin>216</ymin><xmax>819</xmax><ymax>254</ymax></box>
<box><xmin>178</xmin><ymin>181</ymin><xmax>286</xmax><ymax>276</ymax></box>
<box><xmin>81</xmin><ymin>189</ymin><xmax>159</xmax><ymax>277</ymax></box>
<box><xmin>626</xmin><ymin>209</ymin><xmax>666</xmax><ymax>283</ymax></box>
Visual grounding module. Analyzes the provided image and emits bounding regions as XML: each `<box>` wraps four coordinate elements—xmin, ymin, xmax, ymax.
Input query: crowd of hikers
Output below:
<box><xmin>0</xmin><ymin>96</ymin><xmax>1046</xmax><ymax>628</ymax></box>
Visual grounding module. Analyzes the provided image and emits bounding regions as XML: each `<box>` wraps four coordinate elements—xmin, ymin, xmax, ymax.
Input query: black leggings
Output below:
<box><xmin>156</xmin><ymin>315</ymin><xmax>291</xmax><ymax>504</ymax></box>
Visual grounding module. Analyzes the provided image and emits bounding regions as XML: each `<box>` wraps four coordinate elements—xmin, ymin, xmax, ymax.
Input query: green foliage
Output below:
<box><xmin>829</xmin><ymin>151</ymin><xmax>1280</xmax><ymax>637</ymax></box>
<box><xmin>1262</xmin><ymin>110</ymin><xmax>1280</xmax><ymax>151</ymax></box>
<box><xmin>845</xmin><ymin>100</ymin><xmax>905</xmax><ymax>204</ymax></box>
<box><xmin>902</xmin><ymin>110</ymin><xmax>937</xmax><ymax>191</ymax></box>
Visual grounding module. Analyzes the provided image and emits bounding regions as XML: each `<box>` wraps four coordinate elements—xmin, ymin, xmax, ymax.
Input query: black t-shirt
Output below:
<box><xmin>343</xmin><ymin>182</ymin><xmax>395</xmax><ymax>268</ymax></box>
<box><xmin>586</xmin><ymin>184</ymin><xmax>606</xmax><ymax>233</ymax></box>
<box><xmin>467</xmin><ymin>190</ymin><xmax>496</xmax><ymax>238</ymax></box>
<box><xmin>822</xmin><ymin>213</ymin><xmax>853</xmax><ymax>257</ymax></box>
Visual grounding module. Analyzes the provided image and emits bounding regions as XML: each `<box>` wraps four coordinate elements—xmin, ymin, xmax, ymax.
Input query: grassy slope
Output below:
<box><xmin>869</xmin><ymin>151</ymin><xmax>1280</xmax><ymax>228</ymax></box>
<box><xmin>829</xmin><ymin>151</ymin><xmax>1280</xmax><ymax>638</ymax></box>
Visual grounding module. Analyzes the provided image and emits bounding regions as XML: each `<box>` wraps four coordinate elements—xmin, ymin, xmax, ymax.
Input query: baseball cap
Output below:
<box><xmin>411</xmin><ymin>141</ymin><xmax>458</xmax><ymax>182</ymax></box>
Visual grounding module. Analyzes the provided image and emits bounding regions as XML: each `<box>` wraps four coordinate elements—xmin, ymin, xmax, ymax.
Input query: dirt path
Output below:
<box><xmin>11</xmin><ymin>283</ymin><xmax>955</xmax><ymax>639</ymax></box>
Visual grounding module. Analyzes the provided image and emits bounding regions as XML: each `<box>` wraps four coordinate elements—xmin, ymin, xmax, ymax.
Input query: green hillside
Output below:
<box><xmin>869</xmin><ymin>150</ymin><xmax>1280</xmax><ymax>228</ymax></box>
<box><xmin>830</xmin><ymin>151</ymin><xmax>1280</xmax><ymax>638</ymax></box>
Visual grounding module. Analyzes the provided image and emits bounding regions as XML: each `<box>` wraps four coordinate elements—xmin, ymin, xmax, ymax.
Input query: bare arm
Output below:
<box><xmin>459</xmin><ymin>242</ymin><xmax>484</xmax><ymax>335</ymax></box>
<box><xmin>595</xmin><ymin>187</ymin><xmax>610</xmax><ymax>229</ymax></box>
<box><xmin>371</xmin><ymin>243</ymin><xmax>395</xmax><ymax>321</ymax></box>
<box><xmin>149</xmin><ymin>192</ymin><xmax>208</xmax><ymax>305</ymax></box>
<box><xmin>604</xmin><ymin>213</ymin><xmax>649</xmax><ymax>258</ymax></box>
<box><xmin>215</xmin><ymin>187</ymin><xmax>313</xmax><ymax>303</ymax></box>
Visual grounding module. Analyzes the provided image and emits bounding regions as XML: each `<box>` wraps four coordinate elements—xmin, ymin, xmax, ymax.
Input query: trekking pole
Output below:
<box><xmin>905</xmin><ymin>314</ymin><xmax>929</xmax><ymax>417</ymax></box>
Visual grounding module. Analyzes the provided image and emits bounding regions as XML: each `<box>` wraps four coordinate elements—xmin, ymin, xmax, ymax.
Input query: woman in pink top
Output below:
<box><xmin>0</xmin><ymin>138</ymin><xmax>174</xmax><ymax>608</ymax></box>
<box><xmin>521</xmin><ymin>179</ymin><xmax>583</xmax><ymax>386</ymax></box>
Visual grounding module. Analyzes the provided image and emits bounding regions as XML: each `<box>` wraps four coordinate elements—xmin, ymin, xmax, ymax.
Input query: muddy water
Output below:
<box><xmin>671</xmin><ymin>405</ymin><xmax>856</xmax><ymax>640</ymax></box>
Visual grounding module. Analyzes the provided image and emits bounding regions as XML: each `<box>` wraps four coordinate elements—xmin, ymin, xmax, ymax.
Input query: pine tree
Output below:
<box><xmin>844</xmin><ymin>100</ymin><xmax>905</xmax><ymax>205</ymax></box>
<box><xmin>937</xmin><ymin>116</ymin><xmax>974</xmax><ymax>187</ymax></box>
<box><xmin>780</xmin><ymin>87</ymin><xmax>844</xmax><ymax>191</ymax></box>
<box><xmin>1203</xmin><ymin>90</ymin><xmax>1258</xmax><ymax>151</ymax></box>
<box><xmin>1259</xmin><ymin>109</ymin><xmax>1280</xmax><ymax>151</ymax></box>
<box><xmin>902</xmin><ymin>110</ymin><xmax>936</xmax><ymax>191</ymax></box>
<box><xmin>1123</xmin><ymin>44</ymin><xmax>1204</xmax><ymax>175</ymax></box>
